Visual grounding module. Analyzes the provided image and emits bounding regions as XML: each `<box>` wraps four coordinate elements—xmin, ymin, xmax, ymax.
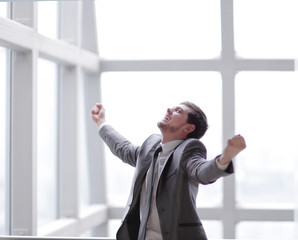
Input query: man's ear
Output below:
<box><xmin>184</xmin><ymin>124</ymin><xmax>195</xmax><ymax>134</ymax></box>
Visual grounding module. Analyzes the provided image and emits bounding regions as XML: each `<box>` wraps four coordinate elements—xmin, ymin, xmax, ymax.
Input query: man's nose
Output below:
<box><xmin>167</xmin><ymin>107</ymin><xmax>173</xmax><ymax>114</ymax></box>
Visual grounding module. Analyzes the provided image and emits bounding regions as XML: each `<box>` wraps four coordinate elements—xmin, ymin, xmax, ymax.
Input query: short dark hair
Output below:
<box><xmin>181</xmin><ymin>101</ymin><xmax>208</xmax><ymax>139</ymax></box>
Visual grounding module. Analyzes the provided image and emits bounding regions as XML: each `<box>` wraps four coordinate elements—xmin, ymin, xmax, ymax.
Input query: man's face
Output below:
<box><xmin>157</xmin><ymin>104</ymin><xmax>193</xmax><ymax>135</ymax></box>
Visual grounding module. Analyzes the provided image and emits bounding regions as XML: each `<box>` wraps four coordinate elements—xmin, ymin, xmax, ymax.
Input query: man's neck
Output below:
<box><xmin>161</xmin><ymin>134</ymin><xmax>185</xmax><ymax>144</ymax></box>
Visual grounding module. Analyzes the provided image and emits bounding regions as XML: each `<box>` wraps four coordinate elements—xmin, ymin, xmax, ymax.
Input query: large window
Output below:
<box><xmin>96</xmin><ymin>0</ymin><xmax>221</xmax><ymax>59</ymax></box>
<box><xmin>98</xmin><ymin>0</ymin><xmax>298</xmax><ymax>238</ymax></box>
<box><xmin>0</xmin><ymin>0</ymin><xmax>102</xmax><ymax>237</ymax></box>
<box><xmin>37</xmin><ymin>58</ymin><xmax>58</xmax><ymax>227</ymax></box>
<box><xmin>0</xmin><ymin>47</ymin><xmax>7</xmax><ymax>235</ymax></box>
<box><xmin>1</xmin><ymin>0</ymin><xmax>297</xmax><ymax>238</ymax></box>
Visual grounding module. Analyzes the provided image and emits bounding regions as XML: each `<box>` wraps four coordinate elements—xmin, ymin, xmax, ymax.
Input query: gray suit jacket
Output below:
<box><xmin>99</xmin><ymin>125</ymin><xmax>233</xmax><ymax>240</ymax></box>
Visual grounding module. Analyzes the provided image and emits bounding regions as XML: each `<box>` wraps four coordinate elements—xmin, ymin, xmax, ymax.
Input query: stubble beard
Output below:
<box><xmin>157</xmin><ymin>121</ymin><xmax>180</xmax><ymax>134</ymax></box>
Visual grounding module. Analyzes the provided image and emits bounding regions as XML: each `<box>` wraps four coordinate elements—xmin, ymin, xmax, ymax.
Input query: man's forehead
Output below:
<box><xmin>177</xmin><ymin>104</ymin><xmax>194</xmax><ymax>113</ymax></box>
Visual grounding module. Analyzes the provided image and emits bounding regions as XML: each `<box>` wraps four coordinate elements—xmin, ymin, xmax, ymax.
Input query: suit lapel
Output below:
<box><xmin>157</xmin><ymin>140</ymin><xmax>192</xmax><ymax>187</ymax></box>
<box><xmin>132</xmin><ymin>142</ymin><xmax>161</xmax><ymax>200</ymax></box>
<box><xmin>160</xmin><ymin>141</ymin><xmax>184</xmax><ymax>177</ymax></box>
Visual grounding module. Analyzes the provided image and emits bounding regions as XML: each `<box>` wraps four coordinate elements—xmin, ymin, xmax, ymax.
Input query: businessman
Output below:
<box><xmin>91</xmin><ymin>101</ymin><xmax>246</xmax><ymax>240</ymax></box>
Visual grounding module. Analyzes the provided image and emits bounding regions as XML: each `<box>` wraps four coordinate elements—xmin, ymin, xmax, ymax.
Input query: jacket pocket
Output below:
<box><xmin>178</xmin><ymin>222</ymin><xmax>207</xmax><ymax>240</ymax></box>
<box><xmin>179</xmin><ymin>222</ymin><xmax>202</xmax><ymax>227</ymax></box>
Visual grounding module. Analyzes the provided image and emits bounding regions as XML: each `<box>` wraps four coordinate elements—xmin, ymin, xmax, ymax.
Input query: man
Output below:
<box><xmin>91</xmin><ymin>101</ymin><xmax>246</xmax><ymax>240</ymax></box>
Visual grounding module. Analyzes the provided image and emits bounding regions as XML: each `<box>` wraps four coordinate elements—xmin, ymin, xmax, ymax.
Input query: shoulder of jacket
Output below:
<box><xmin>174</xmin><ymin>138</ymin><xmax>207</xmax><ymax>159</ymax></box>
<box><xmin>179</xmin><ymin>138</ymin><xmax>205</xmax><ymax>149</ymax></box>
<box><xmin>139</xmin><ymin>134</ymin><xmax>161</xmax><ymax>153</ymax></box>
<box><xmin>148</xmin><ymin>133</ymin><xmax>162</xmax><ymax>142</ymax></box>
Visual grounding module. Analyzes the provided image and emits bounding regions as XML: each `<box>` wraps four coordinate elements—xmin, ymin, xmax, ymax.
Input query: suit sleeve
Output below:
<box><xmin>99</xmin><ymin>124</ymin><xmax>140</xmax><ymax>167</ymax></box>
<box><xmin>183</xmin><ymin>140</ymin><xmax>234</xmax><ymax>185</ymax></box>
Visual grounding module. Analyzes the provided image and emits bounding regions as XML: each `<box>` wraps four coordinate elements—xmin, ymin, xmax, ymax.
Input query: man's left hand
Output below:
<box><xmin>219</xmin><ymin>135</ymin><xmax>246</xmax><ymax>165</ymax></box>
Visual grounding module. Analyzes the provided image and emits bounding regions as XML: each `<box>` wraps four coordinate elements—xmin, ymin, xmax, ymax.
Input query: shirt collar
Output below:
<box><xmin>160</xmin><ymin>139</ymin><xmax>184</xmax><ymax>154</ymax></box>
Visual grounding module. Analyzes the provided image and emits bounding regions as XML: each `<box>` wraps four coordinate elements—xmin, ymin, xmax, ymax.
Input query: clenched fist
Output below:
<box><xmin>91</xmin><ymin>103</ymin><xmax>106</xmax><ymax>127</ymax></box>
<box><xmin>219</xmin><ymin>135</ymin><xmax>246</xmax><ymax>165</ymax></box>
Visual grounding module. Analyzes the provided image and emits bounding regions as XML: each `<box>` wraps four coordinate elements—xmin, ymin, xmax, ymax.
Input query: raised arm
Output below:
<box><xmin>185</xmin><ymin>135</ymin><xmax>246</xmax><ymax>184</ymax></box>
<box><xmin>91</xmin><ymin>103</ymin><xmax>140</xmax><ymax>167</ymax></box>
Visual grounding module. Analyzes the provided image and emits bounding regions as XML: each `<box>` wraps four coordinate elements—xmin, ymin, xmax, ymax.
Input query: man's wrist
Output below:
<box><xmin>216</xmin><ymin>156</ymin><xmax>229</xmax><ymax>170</ymax></box>
<box><xmin>98</xmin><ymin>121</ymin><xmax>108</xmax><ymax>131</ymax></box>
<box><xmin>218</xmin><ymin>154</ymin><xmax>231</xmax><ymax>166</ymax></box>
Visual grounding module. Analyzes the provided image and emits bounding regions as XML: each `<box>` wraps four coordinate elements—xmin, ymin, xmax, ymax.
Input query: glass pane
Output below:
<box><xmin>79</xmin><ymin>73</ymin><xmax>90</xmax><ymax>209</ymax></box>
<box><xmin>80</xmin><ymin>229</ymin><xmax>93</xmax><ymax>237</ymax></box>
<box><xmin>235</xmin><ymin>72</ymin><xmax>298</xmax><ymax>207</ymax></box>
<box><xmin>201</xmin><ymin>220</ymin><xmax>222</xmax><ymax>239</ymax></box>
<box><xmin>234</xmin><ymin>0</ymin><xmax>298</xmax><ymax>59</ymax></box>
<box><xmin>0</xmin><ymin>47</ymin><xmax>7</xmax><ymax>234</ymax></box>
<box><xmin>108</xmin><ymin>219</ymin><xmax>121</xmax><ymax>238</ymax></box>
<box><xmin>237</xmin><ymin>221</ymin><xmax>295</xmax><ymax>240</ymax></box>
<box><xmin>38</xmin><ymin>1</ymin><xmax>57</xmax><ymax>39</ymax></box>
<box><xmin>0</xmin><ymin>2</ymin><xmax>7</xmax><ymax>18</ymax></box>
<box><xmin>96</xmin><ymin>0</ymin><xmax>221</xmax><ymax>59</ymax></box>
<box><xmin>101</xmin><ymin>72</ymin><xmax>222</xmax><ymax>207</ymax></box>
<box><xmin>37</xmin><ymin>58</ymin><xmax>58</xmax><ymax>227</ymax></box>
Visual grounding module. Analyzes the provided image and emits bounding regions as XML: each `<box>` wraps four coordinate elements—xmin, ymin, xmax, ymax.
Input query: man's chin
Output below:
<box><xmin>157</xmin><ymin>121</ymin><xmax>168</xmax><ymax>131</ymax></box>
<box><xmin>157</xmin><ymin>121</ymin><xmax>164</xmax><ymax>129</ymax></box>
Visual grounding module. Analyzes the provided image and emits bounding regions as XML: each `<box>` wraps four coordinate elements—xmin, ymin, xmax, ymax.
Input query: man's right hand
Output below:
<box><xmin>91</xmin><ymin>103</ymin><xmax>106</xmax><ymax>127</ymax></box>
